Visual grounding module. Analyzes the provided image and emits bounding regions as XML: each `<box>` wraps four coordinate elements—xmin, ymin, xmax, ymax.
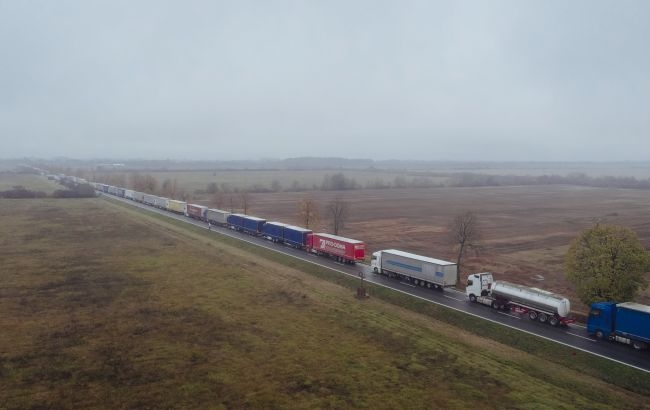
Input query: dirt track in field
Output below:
<box><xmin>226</xmin><ymin>185</ymin><xmax>650</xmax><ymax>312</ymax></box>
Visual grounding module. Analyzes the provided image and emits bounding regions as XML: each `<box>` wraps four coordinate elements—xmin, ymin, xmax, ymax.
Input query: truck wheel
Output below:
<box><xmin>373</xmin><ymin>267</ymin><xmax>378</xmax><ymax>273</ymax></box>
<box><xmin>632</xmin><ymin>341</ymin><xmax>647</xmax><ymax>350</ymax></box>
<box><xmin>469</xmin><ymin>294</ymin><xmax>477</xmax><ymax>303</ymax></box>
<box><xmin>595</xmin><ymin>330</ymin><xmax>604</xmax><ymax>339</ymax></box>
<box><xmin>538</xmin><ymin>313</ymin><xmax>548</xmax><ymax>323</ymax></box>
<box><xmin>549</xmin><ymin>316</ymin><xmax>559</xmax><ymax>326</ymax></box>
<box><xmin>528</xmin><ymin>311</ymin><xmax>538</xmax><ymax>320</ymax></box>
<box><xmin>491</xmin><ymin>301</ymin><xmax>499</xmax><ymax>310</ymax></box>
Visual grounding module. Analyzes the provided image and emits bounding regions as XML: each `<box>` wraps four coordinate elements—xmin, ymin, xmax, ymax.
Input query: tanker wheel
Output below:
<box><xmin>549</xmin><ymin>316</ymin><xmax>559</xmax><ymax>326</ymax></box>
<box><xmin>595</xmin><ymin>330</ymin><xmax>604</xmax><ymax>339</ymax></box>
<box><xmin>633</xmin><ymin>341</ymin><xmax>647</xmax><ymax>350</ymax></box>
<box><xmin>469</xmin><ymin>294</ymin><xmax>477</xmax><ymax>303</ymax></box>
<box><xmin>538</xmin><ymin>313</ymin><xmax>548</xmax><ymax>323</ymax></box>
<box><xmin>528</xmin><ymin>311</ymin><xmax>538</xmax><ymax>320</ymax></box>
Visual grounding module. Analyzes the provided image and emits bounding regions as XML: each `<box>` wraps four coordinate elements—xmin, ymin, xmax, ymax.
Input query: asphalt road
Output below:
<box><xmin>103</xmin><ymin>194</ymin><xmax>650</xmax><ymax>373</ymax></box>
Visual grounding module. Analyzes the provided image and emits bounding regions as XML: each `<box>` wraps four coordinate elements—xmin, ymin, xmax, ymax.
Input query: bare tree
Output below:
<box><xmin>448</xmin><ymin>211</ymin><xmax>481</xmax><ymax>284</ymax></box>
<box><xmin>298</xmin><ymin>196</ymin><xmax>320</xmax><ymax>229</ymax></box>
<box><xmin>228</xmin><ymin>194</ymin><xmax>238</xmax><ymax>213</ymax></box>
<box><xmin>239</xmin><ymin>191</ymin><xmax>251</xmax><ymax>214</ymax></box>
<box><xmin>326</xmin><ymin>197</ymin><xmax>350</xmax><ymax>235</ymax></box>
<box><xmin>211</xmin><ymin>192</ymin><xmax>225</xmax><ymax>209</ymax></box>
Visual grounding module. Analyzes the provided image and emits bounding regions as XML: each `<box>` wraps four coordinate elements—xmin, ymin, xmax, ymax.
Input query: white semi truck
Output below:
<box><xmin>466</xmin><ymin>272</ymin><xmax>574</xmax><ymax>326</ymax></box>
<box><xmin>371</xmin><ymin>249</ymin><xmax>457</xmax><ymax>289</ymax></box>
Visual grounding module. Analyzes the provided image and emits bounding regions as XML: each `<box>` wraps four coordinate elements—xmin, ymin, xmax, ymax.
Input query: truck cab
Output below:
<box><xmin>465</xmin><ymin>272</ymin><xmax>494</xmax><ymax>302</ymax></box>
<box><xmin>587</xmin><ymin>301</ymin><xmax>615</xmax><ymax>339</ymax></box>
<box><xmin>370</xmin><ymin>251</ymin><xmax>381</xmax><ymax>273</ymax></box>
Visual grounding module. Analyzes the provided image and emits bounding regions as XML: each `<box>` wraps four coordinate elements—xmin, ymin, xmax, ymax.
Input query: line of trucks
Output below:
<box><xmin>95</xmin><ymin>182</ymin><xmax>650</xmax><ymax>351</ymax></box>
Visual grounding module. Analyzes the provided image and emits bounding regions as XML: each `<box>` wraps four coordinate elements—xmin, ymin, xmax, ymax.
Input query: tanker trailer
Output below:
<box><xmin>465</xmin><ymin>272</ymin><xmax>574</xmax><ymax>326</ymax></box>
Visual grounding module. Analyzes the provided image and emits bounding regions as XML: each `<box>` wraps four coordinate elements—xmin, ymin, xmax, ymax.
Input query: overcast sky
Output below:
<box><xmin>1</xmin><ymin>1</ymin><xmax>649</xmax><ymax>161</ymax></box>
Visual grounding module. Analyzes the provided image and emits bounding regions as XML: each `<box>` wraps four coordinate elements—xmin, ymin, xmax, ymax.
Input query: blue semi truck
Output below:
<box><xmin>587</xmin><ymin>301</ymin><xmax>650</xmax><ymax>350</ymax></box>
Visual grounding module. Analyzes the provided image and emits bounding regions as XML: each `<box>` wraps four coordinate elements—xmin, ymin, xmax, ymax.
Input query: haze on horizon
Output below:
<box><xmin>1</xmin><ymin>1</ymin><xmax>649</xmax><ymax>162</ymax></box>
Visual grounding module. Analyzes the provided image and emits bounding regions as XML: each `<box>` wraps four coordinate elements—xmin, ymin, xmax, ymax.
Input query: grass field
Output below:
<box><xmin>93</xmin><ymin>169</ymin><xmax>448</xmax><ymax>193</ymax></box>
<box><xmin>1</xmin><ymin>198</ymin><xmax>649</xmax><ymax>408</ymax></box>
<box><xmin>0</xmin><ymin>173</ymin><xmax>62</xmax><ymax>194</ymax></box>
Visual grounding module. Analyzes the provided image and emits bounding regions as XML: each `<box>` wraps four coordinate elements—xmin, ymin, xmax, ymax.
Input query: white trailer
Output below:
<box><xmin>124</xmin><ymin>190</ymin><xmax>135</xmax><ymax>200</ymax></box>
<box><xmin>154</xmin><ymin>196</ymin><xmax>169</xmax><ymax>209</ymax></box>
<box><xmin>465</xmin><ymin>272</ymin><xmax>574</xmax><ymax>326</ymax></box>
<box><xmin>206</xmin><ymin>208</ymin><xmax>230</xmax><ymax>226</ymax></box>
<box><xmin>371</xmin><ymin>249</ymin><xmax>457</xmax><ymax>289</ymax></box>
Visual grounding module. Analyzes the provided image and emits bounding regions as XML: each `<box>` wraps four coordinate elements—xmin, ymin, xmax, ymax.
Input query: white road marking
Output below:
<box><xmin>400</xmin><ymin>282</ymin><xmax>416</xmax><ymax>288</ymax></box>
<box><xmin>443</xmin><ymin>295</ymin><xmax>465</xmax><ymax>302</ymax></box>
<box><xmin>497</xmin><ymin>312</ymin><xmax>521</xmax><ymax>320</ymax></box>
<box><xmin>566</xmin><ymin>332</ymin><xmax>596</xmax><ymax>342</ymax></box>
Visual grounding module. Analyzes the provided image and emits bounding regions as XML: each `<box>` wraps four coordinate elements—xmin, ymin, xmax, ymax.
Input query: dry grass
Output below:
<box><xmin>0</xmin><ymin>173</ymin><xmax>62</xmax><ymax>194</ymax></box>
<box><xmin>0</xmin><ymin>198</ymin><xmax>648</xmax><ymax>409</ymax></box>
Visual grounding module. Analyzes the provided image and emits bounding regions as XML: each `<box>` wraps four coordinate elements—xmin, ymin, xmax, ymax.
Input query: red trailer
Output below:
<box><xmin>186</xmin><ymin>203</ymin><xmax>208</xmax><ymax>221</ymax></box>
<box><xmin>307</xmin><ymin>233</ymin><xmax>365</xmax><ymax>264</ymax></box>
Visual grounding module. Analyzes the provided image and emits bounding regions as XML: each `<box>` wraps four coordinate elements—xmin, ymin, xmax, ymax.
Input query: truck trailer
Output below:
<box><xmin>227</xmin><ymin>214</ymin><xmax>266</xmax><ymax>235</ymax></box>
<box><xmin>143</xmin><ymin>194</ymin><xmax>157</xmax><ymax>206</ymax></box>
<box><xmin>307</xmin><ymin>233</ymin><xmax>365</xmax><ymax>264</ymax></box>
<box><xmin>371</xmin><ymin>249</ymin><xmax>457</xmax><ymax>289</ymax></box>
<box><xmin>262</xmin><ymin>222</ymin><xmax>287</xmax><ymax>243</ymax></box>
<box><xmin>206</xmin><ymin>209</ymin><xmax>230</xmax><ymax>226</ymax></box>
<box><xmin>154</xmin><ymin>196</ymin><xmax>169</xmax><ymax>210</ymax></box>
<box><xmin>282</xmin><ymin>225</ymin><xmax>312</xmax><ymax>248</ymax></box>
<box><xmin>187</xmin><ymin>204</ymin><xmax>208</xmax><ymax>220</ymax></box>
<box><xmin>262</xmin><ymin>223</ymin><xmax>312</xmax><ymax>248</ymax></box>
<box><xmin>167</xmin><ymin>200</ymin><xmax>187</xmax><ymax>215</ymax></box>
<box><xmin>466</xmin><ymin>272</ymin><xmax>574</xmax><ymax>326</ymax></box>
<box><xmin>587</xmin><ymin>301</ymin><xmax>650</xmax><ymax>350</ymax></box>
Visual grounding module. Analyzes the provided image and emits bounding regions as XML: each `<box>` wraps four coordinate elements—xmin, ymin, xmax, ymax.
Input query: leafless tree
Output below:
<box><xmin>211</xmin><ymin>192</ymin><xmax>225</xmax><ymax>209</ymax></box>
<box><xmin>326</xmin><ymin>197</ymin><xmax>350</xmax><ymax>235</ymax></box>
<box><xmin>227</xmin><ymin>194</ymin><xmax>238</xmax><ymax>213</ymax></box>
<box><xmin>239</xmin><ymin>191</ymin><xmax>251</xmax><ymax>214</ymax></box>
<box><xmin>298</xmin><ymin>196</ymin><xmax>320</xmax><ymax>229</ymax></box>
<box><xmin>448</xmin><ymin>211</ymin><xmax>481</xmax><ymax>284</ymax></box>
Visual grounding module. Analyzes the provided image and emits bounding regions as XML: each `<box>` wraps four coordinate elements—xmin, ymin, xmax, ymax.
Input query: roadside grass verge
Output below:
<box><xmin>0</xmin><ymin>173</ymin><xmax>61</xmax><ymax>194</ymax></box>
<box><xmin>0</xmin><ymin>197</ymin><xmax>648</xmax><ymax>408</ymax></box>
<box><xmin>106</xmin><ymin>197</ymin><xmax>650</xmax><ymax>397</ymax></box>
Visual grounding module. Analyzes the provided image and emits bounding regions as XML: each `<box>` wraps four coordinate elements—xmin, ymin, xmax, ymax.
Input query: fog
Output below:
<box><xmin>1</xmin><ymin>1</ymin><xmax>649</xmax><ymax>161</ymax></box>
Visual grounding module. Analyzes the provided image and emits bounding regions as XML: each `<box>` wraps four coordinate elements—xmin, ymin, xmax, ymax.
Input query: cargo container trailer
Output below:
<box><xmin>283</xmin><ymin>225</ymin><xmax>312</xmax><ymax>248</ymax></box>
<box><xmin>168</xmin><ymin>200</ymin><xmax>187</xmax><ymax>215</ymax></box>
<box><xmin>262</xmin><ymin>222</ymin><xmax>287</xmax><ymax>242</ymax></box>
<box><xmin>108</xmin><ymin>186</ymin><xmax>119</xmax><ymax>196</ymax></box>
<box><xmin>154</xmin><ymin>196</ymin><xmax>169</xmax><ymax>209</ymax></box>
<box><xmin>124</xmin><ymin>190</ymin><xmax>135</xmax><ymax>200</ymax></box>
<box><xmin>187</xmin><ymin>204</ymin><xmax>208</xmax><ymax>220</ymax></box>
<box><xmin>371</xmin><ymin>249</ymin><xmax>457</xmax><ymax>289</ymax></box>
<box><xmin>466</xmin><ymin>272</ymin><xmax>574</xmax><ymax>326</ymax></box>
<box><xmin>227</xmin><ymin>214</ymin><xmax>266</xmax><ymax>235</ymax></box>
<box><xmin>133</xmin><ymin>191</ymin><xmax>145</xmax><ymax>203</ymax></box>
<box><xmin>587</xmin><ymin>302</ymin><xmax>650</xmax><ymax>350</ymax></box>
<box><xmin>116</xmin><ymin>188</ymin><xmax>126</xmax><ymax>198</ymax></box>
<box><xmin>100</xmin><ymin>184</ymin><xmax>109</xmax><ymax>193</ymax></box>
<box><xmin>307</xmin><ymin>233</ymin><xmax>365</xmax><ymax>264</ymax></box>
<box><xmin>143</xmin><ymin>194</ymin><xmax>156</xmax><ymax>206</ymax></box>
<box><xmin>206</xmin><ymin>209</ymin><xmax>230</xmax><ymax>226</ymax></box>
